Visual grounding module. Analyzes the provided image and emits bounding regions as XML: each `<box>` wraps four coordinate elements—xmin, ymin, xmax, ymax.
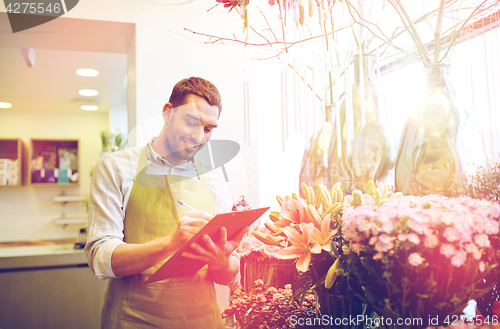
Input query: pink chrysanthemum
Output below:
<box><xmin>408</xmin><ymin>253</ymin><xmax>424</xmax><ymax>266</ymax></box>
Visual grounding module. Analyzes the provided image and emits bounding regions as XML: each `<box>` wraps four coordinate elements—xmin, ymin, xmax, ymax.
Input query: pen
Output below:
<box><xmin>178</xmin><ymin>200</ymin><xmax>197</xmax><ymax>212</ymax></box>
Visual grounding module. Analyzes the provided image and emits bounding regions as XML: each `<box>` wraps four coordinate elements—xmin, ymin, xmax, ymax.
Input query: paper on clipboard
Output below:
<box><xmin>145</xmin><ymin>206</ymin><xmax>270</xmax><ymax>284</ymax></box>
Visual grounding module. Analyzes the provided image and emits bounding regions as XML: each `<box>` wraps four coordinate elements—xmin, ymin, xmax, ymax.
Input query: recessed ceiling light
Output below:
<box><xmin>81</xmin><ymin>105</ymin><xmax>98</xmax><ymax>111</ymax></box>
<box><xmin>76</xmin><ymin>68</ymin><xmax>99</xmax><ymax>77</ymax></box>
<box><xmin>78</xmin><ymin>89</ymin><xmax>99</xmax><ymax>96</ymax></box>
<box><xmin>0</xmin><ymin>102</ymin><xmax>12</xmax><ymax>108</ymax></box>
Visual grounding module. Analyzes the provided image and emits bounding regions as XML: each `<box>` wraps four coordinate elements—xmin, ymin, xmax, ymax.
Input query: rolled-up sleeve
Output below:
<box><xmin>85</xmin><ymin>152</ymin><xmax>134</xmax><ymax>281</ymax></box>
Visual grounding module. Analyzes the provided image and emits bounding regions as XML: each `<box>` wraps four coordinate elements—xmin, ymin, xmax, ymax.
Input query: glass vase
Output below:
<box><xmin>395</xmin><ymin>64</ymin><xmax>489</xmax><ymax>195</ymax></box>
<box><xmin>299</xmin><ymin>107</ymin><xmax>333</xmax><ymax>190</ymax></box>
<box><xmin>328</xmin><ymin>54</ymin><xmax>395</xmax><ymax>192</ymax></box>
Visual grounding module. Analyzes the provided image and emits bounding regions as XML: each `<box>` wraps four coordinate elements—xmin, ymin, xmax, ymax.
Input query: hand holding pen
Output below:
<box><xmin>178</xmin><ymin>201</ymin><xmax>213</xmax><ymax>226</ymax></box>
<box><xmin>177</xmin><ymin>201</ymin><xmax>242</xmax><ymax>273</ymax></box>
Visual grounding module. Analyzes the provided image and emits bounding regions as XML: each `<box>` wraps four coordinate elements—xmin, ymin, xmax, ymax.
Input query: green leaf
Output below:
<box><xmin>292</xmin><ymin>274</ymin><xmax>312</xmax><ymax>302</ymax></box>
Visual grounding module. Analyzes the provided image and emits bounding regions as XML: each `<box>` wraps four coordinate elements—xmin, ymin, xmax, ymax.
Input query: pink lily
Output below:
<box><xmin>373</xmin><ymin>181</ymin><xmax>403</xmax><ymax>204</ymax></box>
<box><xmin>314</xmin><ymin>214</ymin><xmax>338</xmax><ymax>252</ymax></box>
<box><xmin>274</xmin><ymin>222</ymin><xmax>321</xmax><ymax>272</ymax></box>
<box><xmin>276</xmin><ymin>197</ymin><xmax>307</xmax><ymax>227</ymax></box>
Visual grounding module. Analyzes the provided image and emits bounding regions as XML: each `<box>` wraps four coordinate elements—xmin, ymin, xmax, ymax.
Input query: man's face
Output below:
<box><xmin>162</xmin><ymin>94</ymin><xmax>219</xmax><ymax>166</ymax></box>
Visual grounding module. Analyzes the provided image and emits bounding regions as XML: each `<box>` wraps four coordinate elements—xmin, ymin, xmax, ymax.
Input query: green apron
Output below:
<box><xmin>100</xmin><ymin>146</ymin><xmax>223</xmax><ymax>329</ymax></box>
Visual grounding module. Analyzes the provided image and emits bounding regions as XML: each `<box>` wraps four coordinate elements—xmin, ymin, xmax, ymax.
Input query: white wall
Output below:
<box><xmin>126</xmin><ymin>3</ymin><xmax>323</xmax><ymax>214</ymax></box>
<box><xmin>109</xmin><ymin>78</ymin><xmax>129</xmax><ymax>145</ymax></box>
<box><xmin>0</xmin><ymin>110</ymin><xmax>108</xmax><ymax>242</ymax></box>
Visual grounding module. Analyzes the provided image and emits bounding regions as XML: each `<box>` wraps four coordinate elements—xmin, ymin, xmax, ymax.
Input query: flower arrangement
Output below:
<box><xmin>253</xmin><ymin>182</ymin><xmax>346</xmax><ymax>273</ymax></box>
<box><xmin>252</xmin><ymin>181</ymin><xmax>398</xmax><ymax>327</ymax></box>
<box><xmin>222</xmin><ymin>280</ymin><xmax>318</xmax><ymax>329</ymax></box>
<box><xmin>237</xmin><ymin>231</ymin><xmax>282</xmax><ymax>260</ymax></box>
<box><xmin>343</xmin><ymin>194</ymin><xmax>500</xmax><ymax>328</ymax></box>
<box><xmin>453</xmin><ymin>159</ymin><xmax>500</xmax><ymax>318</ymax></box>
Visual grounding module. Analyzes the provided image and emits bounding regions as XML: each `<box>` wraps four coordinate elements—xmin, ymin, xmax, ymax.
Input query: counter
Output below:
<box><xmin>0</xmin><ymin>241</ymin><xmax>107</xmax><ymax>329</ymax></box>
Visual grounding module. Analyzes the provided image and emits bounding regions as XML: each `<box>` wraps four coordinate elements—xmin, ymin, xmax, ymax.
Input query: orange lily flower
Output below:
<box><xmin>314</xmin><ymin>214</ymin><xmax>337</xmax><ymax>252</ymax></box>
<box><xmin>274</xmin><ymin>222</ymin><xmax>321</xmax><ymax>272</ymax></box>
<box><xmin>276</xmin><ymin>197</ymin><xmax>307</xmax><ymax>227</ymax></box>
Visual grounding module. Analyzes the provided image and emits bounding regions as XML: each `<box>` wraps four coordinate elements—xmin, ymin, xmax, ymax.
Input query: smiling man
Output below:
<box><xmin>85</xmin><ymin>77</ymin><xmax>244</xmax><ymax>329</ymax></box>
<box><xmin>154</xmin><ymin>92</ymin><xmax>219</xmax><ymax>166</ymax></box>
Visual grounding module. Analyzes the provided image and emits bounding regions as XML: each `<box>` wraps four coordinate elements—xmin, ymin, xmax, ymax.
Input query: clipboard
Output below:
<box><xmin>145</xmin><ymin>206</ymin><xmax>270</xmax><ymax>284</ymax></box>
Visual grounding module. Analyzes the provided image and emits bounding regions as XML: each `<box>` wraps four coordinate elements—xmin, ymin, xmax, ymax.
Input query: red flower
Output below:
<box><xmin>257</xmin><ymin>294</ymin><xmax>267</xmax><ymax>303</ymax></box>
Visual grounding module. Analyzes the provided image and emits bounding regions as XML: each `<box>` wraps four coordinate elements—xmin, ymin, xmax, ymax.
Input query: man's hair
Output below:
<box><xmin>169</xmin><ymin>77</ymin><xmax>222</xmax><ymax>115</ymax></box>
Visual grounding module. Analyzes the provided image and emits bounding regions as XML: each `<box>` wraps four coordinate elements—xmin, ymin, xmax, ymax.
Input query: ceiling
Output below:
<box><xmin>0</xmin><ymin>11</ymin><xmax>135</xmax><ymax>114</ymax></box>
<box><xmin>0</xmin><ymin>46</ymin><xmax>128</xmax><ymax>113</ymax></box>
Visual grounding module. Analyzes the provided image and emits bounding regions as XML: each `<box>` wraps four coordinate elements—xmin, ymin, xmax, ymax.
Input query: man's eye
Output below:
<box><xmin>186</xmin><ymin>121</ymin><xmax>195</xmax><ymax>126</ymax></box>
<box><xmin>205</xmin><ymin>128</ymin><xmax>212</xmax><ymax>133</ymax></box>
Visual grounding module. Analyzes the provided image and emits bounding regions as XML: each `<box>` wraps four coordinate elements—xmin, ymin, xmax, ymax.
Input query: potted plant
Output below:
<box><xmin>100</xmin><ymin>130</ymin><xmax>113</xmax><ymax>155</ymax></box>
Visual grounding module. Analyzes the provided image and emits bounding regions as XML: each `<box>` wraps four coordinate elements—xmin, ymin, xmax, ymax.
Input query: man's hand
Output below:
<box><xmin>110</xmin><ymin>210</ymin><xmax>213</xmax><ymax>277</ymax></box>
<box><xmin>170</xmin><ymin>211</ymin><xmax>213</xmax><ymax>251</ymax></box>
<box><xmin>181</xmin><ymin>226</ymin><xmax>247</xmax><ymax>271</ymax></box>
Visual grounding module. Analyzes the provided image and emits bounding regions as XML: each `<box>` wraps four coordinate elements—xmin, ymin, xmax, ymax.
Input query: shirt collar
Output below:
<box><xmin>147</xmin><ymin>137</ymin><xmax>195</xmax><ymax>170</ymax></box>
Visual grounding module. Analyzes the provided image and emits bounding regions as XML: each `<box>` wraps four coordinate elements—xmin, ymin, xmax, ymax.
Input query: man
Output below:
<box><xmin>85</xmin><ymin>77</ymin><xmax>244</xmax><ymax>329</ymax></box>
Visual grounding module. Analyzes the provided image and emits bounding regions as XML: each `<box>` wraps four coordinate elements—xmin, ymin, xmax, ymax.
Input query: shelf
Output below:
<box><xmin>30</xmin><ymin>139</ymin><xmax>79</xmax><ymax>186</ymax></box>
<box><xmin>0</xmin><ymin>139</ymin><xmax>24</xmax><ymax>187</ymax></box>
<box><xmin>53</xmin><ymin>216</ymin><xmax>88</xmax><ymax>226</ymax></box>
<box><xmin>53</xmin><ymin>195</ymin><xmax>86</xmax><ymax>203</ymax></box>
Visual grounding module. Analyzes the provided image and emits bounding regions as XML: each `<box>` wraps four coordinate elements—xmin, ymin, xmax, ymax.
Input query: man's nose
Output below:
<box><xmin>190</xmin><ymin>127</ymin><xmax>204</xmax><ymax>144</ymax></box>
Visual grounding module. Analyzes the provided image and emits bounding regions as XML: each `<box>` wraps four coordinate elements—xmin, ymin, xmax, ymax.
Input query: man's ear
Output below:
<box><xmin>162</xmin><ymin>103</ymin><xmax>173</xmax><ymax>122</ymax></box>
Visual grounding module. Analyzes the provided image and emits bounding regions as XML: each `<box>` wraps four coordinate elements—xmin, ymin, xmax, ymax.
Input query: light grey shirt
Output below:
<box><xmin>85</xmin><ymin>138</ymin><xmax>235</xmax><ymax>281</ymax></box>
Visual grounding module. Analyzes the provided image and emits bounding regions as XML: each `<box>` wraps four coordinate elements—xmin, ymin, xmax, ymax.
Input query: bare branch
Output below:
<box><xmin>278</xmin><ymin>0</ymin><xmax>287</xmax><ymax>53</ymax></box>
<box><xmin>345</xmin><ymin>0</ymin><xmax>427</xmax><ymax>64</ymax></box>
<box><xmin>392</xmin><ymin>0</ymin><xmax>432</xmax><ymax>63</ymax></box>
<box><xmin>439</xmin><ymin>0</ymin><xmax>489</xmax><ymax>62</ymax></box>
<box><xmin>183</xmin><ymin>23</ymin><xmax>355</xmax><ymax>51</ymax></box>
<box><xmin>434</xmin><ymin>0</ymin><xmax>447</xmax><ymax>64</ymax></box>
<box><xmin>249</xmin><ymin>26</ymin><xmax>273</xmax><ymax>48</ymax></box>
<box><xmin>257</xmin><ymin>6</ymin><xmax>280</xmax><ymax>44</ymax></box>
